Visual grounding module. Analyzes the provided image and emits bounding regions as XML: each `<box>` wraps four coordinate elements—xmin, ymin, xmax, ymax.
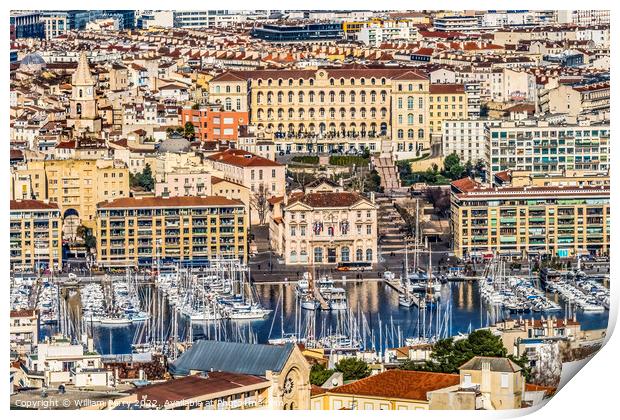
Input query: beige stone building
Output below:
<box><xmin>205</xmin><ymin>149</ymin><xmax>285</xmax><ymax>225</ymax></box>
<box><xmin>311</xmin><ymin>370</ymin><xmax>460</xmax><ymax>410</ymax></box>
<box><xmin>95</xmin><ymin>196</ymin><xmax>248</xmax><ymax>267</ymax></box>
<box><xmin>67</xmin><ymin>52</ymin><xmax>102</xmax><ymax>134</ymax></box>
<box><xmin>210</xmin><ymin>68</ymin><xmax>435</xmax><ymax>158</ymax></box>
<box><xmin>163</xmin><ymin>341</ymin><xmax>311</xmax><ymax>410</ymax></box>
<box><xmin>10</xmin><ymin>199</ymin><xmax>62</xmax><ymax>271</ymax></box>
<box><xmin>12</xmin><ymin>158</ymin><xmax>130</xmax><ymax>229</ymax></box>
<box><xmin>274</xmin><ymin>179</ymin><xmax>378</xmax><ymax>266</ymax></box>
<box><xmin>428</xmin><ymin>357</ymin><xmax>525</xmax><ymax>410</ymax></box>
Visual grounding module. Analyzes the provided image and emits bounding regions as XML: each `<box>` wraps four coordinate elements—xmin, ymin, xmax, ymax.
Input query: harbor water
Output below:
<box><xmin>41</xmin><ymin>280</ymin><xmax>609</xmax><ymax>355</ymax></box>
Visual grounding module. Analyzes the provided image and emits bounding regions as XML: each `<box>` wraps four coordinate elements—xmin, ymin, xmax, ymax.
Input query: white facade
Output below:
<box><xmin>442</xmin><ymin>119</ymin><xmax>500</xmax><ymax>163</ymax></box>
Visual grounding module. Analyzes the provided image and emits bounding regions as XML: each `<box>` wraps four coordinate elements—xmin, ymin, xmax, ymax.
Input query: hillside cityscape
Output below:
<box><xmin>9</xmin><ymin>9</ymin><xmax>610</xmax><ymax>410</ymax></box>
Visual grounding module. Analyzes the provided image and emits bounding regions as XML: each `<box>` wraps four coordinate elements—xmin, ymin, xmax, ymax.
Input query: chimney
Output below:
<box><xmin>481</xmin><ymin>360</ymin><xmax>491</xmax><ymax>394</ymax></box>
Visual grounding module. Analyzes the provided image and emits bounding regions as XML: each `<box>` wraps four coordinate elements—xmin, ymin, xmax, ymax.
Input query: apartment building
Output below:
<box><xmin>442</xmin><ymin>119</ymin><xmax>500</xmax><ymax>163</ymax></box>
<box><xmin>10</xmin><ymin>199</ymin><xmax>62</xmax><ymax>271</ymax></box>
<box><xmin>95</xmin><ymin>196</ymin><xmax>248</xmax><ymax>267</ymax></box>
<box><xmin>12</xmin><ymin>158</ymin><xmax>129</xmax><ymax>227</ymax></box>
<box><xmin>428</xmin><ymin>84</ymin><xmax>467</xmax><ymax>136</ymax></box>
<box><xmin>276</xmin><ymin>180</ymin><xmax>378</xmax><ymax>266</ymax></box>
<box><xmin>41</xmin><ymin>13</ymin><xmax>68</xmax><ymax>39</ymax></box>
<box><xmin>391</xmin><ymin>72</ymin><xmax>431</xmax><ymax>155</ymax></box>
<box><xmin>205</xmin><ymin>149</ymin><xmax>285</xmax><ymax>224</ymax></box>
<box><xmin>485</xmin><ymin>120</ymin><xmax>609</xmax><ymax>178</ymax></box>
<box><xmin>539</xmin><ymin>82</ymin><xmax>610</xmax><ymax>117</ymax></box>
<box><xmin>179</xmin><ymin>105</ymin><xmax>248</xmax><ymax>141</ymax></box>
<box><xmin>450</xmin><ymin>177</ymin><xmax>610</xmax><ymax>259</ymax></box>
<box><xmin>10</xmin><ymin>309</ymin><xmax>39</xmax><ymax>356</ymax></box>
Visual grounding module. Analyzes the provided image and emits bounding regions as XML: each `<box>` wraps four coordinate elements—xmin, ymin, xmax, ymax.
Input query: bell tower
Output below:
<box><xmin>68</xmin><ymin>51</ymin><xmax>101</xmax><ymax>134</ymax></box>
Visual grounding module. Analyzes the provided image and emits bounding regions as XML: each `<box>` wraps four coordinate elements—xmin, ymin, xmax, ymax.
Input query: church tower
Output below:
<box><xmin>68</xmin><ymin>51</ymin><xmax>102</xmax><ymax>134</ymax></box>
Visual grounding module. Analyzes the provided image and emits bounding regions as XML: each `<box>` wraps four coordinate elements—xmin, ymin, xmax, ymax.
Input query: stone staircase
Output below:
<box><xmin>373</xmin><ymin>156</ymin><xmax>401</xmax><ymax>192</ymax></box>
<box><xmin>376</xmin><ymin>195</ymin><xmax>406</xmax><ymax>254</ymax></box>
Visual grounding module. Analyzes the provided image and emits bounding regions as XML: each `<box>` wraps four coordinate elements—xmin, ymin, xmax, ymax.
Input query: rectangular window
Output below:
<box><xmin>500</xmin><ymin>373</ymin><xmax>509</xmax><ymax>388</ymax></box>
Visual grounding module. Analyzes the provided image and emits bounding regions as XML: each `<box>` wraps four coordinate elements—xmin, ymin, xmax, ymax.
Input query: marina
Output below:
<box><xmin>30</xmin><ymin>270</ymin><xmax>608</xmax><ymax>356</ymax></box>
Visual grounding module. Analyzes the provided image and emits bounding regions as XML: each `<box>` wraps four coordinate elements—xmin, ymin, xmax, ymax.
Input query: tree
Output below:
<box><xmin>400</xmin><ymin>330</ymin><xmax>530</xmax><ymax>381</ymax></box>
<box><xmin>310</xmin><ymin>364</ymin><xmax>334</xmax><ymax>386</ymax></box>
<box><xmin>464</xmin><ymin>159</ymin><xmax>474</xmax><ymax>177</ymax></box>
<box><xmin>334</xmin><ymin>357</ymin><xmax>371</xmax><ymax>381</ymax></box>
<box><xmin>140</xmin><ymin>164</ymin><xmax>155</xmax><ymax>191</ymax></box>
<box><xmin>130</xmin><ymin>164</ymin><xmax>155</xmax><ymax>191</ymax></box>
<box><xmin>442</xmin><ymin>152</ymin><xmax>465</xmax><ymax>181</ymax></box>
<box><xmin>76</xmin><ymin>224</ymin><xmax>96</xmax><ymax>252</ymax></box>
<box><xmin>184</xmin><ymin>121</ymin><xmax>195</xmax><ymax>139</ymax></box>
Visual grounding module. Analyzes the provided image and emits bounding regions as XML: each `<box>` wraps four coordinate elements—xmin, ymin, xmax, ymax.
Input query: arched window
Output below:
<box><xmin>397</xmin><ymin>129</ymin><xmax>404</xmax><ymax>139</ymax></box>
<box><xmin>341</xmin><ymin>247</ymin><xmax>350</xmax><ymax>262</ymax></box>
<box><xmin>79</xmin><ymin>89</ymin><xmax>83</xmax><ymax>98</ymax></box>
<box><xmin>288</xmin><ymin>92</ymin><xmax>293</xmax><ymax>103</ymax></box>
<box><xmin>225</xmin><ymin>98</ymin><xmax>231</xmax><ymax>110</ymax></box>
<box><xmin>407</xmin><ymin>114</ymin><xmax>414</xmax><ymax>125</ymax></box>
<box><xmin>366</xmin><ymin>249</ymin><xmax>373</xmax><ymax>261</ymax></box>
<box><xmin>76</xmin><ymin>103</ymin><xmax>82</xmax><ymax>115</ymax></box>
<box><xmin>215</xmin><ymin>86</ymin><xmax>221</xmax><ymax>93</ymax></box>
<box><xmin>328</xmin><ymin>226</ymin><xmax>334</xmax><ymax>236</ymax></box>
<box><xmin>300</xmin><ymin>250</ymin><xmax>308</xmax><ymax>263</ymax></box>
<box><xmin>225</xmin><ymin>85</ymin><xmax>231</xmax><ymax>93</ymax></box>
<box><xmin>408</xmin><ymin>129</ymin><xmax>414</xmax><ymax>139</ymax></box>
<box><xmin>290</xmin><ymin>251</ymin><xmax>297</xmax><ymax>263</ymax></box>
<box><xmin>407</xmin><ymin>96</ymin><xmax>414</xmax><ymax>109</ymax></box>
<box><xmin>356</xmin><ymin>249</ymin><xmax>363</xmax><ymax>261</ymax></box>
<box><xmin>236</xmin><ymin>85</ymin><xmax>241</xmax><ymax>93</ymax></box>
<box><xmin>418</xmin><ymin>129</ymin><xmax>425</xmax><ymax>139</ymax></box>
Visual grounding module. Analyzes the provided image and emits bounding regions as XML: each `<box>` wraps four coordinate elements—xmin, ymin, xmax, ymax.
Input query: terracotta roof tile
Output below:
<box><xmin>328</xmin><ymin>370</ymin><xmax>460</xmax><ymax>401</ymax></box>
<box><xmin>97</xmin><ymin>196</ymin><xmax>244</xmax><ymax>209</ymax></box>
<box><xmin>10</xmin><ymin>200</ymin><xmax>59</xmax><ymax>211</ymax></box>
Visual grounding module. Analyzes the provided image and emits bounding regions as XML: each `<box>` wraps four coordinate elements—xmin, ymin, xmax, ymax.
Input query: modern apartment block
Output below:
<box><xmin>12</xmin><ymin>158</ymin><xmax>130</xmax><ymax>227</ymax></box>
<box><xmin>95</xmin><ymin>196</ymin><xmax>248</xmax><ymax>267</ymax></box>
<box><xmin>179</xmin><ymin>105</ymin><xmax>248</xmax><ymax>142</ymax></box>
<box><xmin>450</xmin><ymin>177</ymin><xmax>610</xmax><ymax>259</ymax></box>
<box><xmin>250</xmin><ymin>23</ymin><xmax>344</xmax><ymax>42</ymax></box>
<box><xmin>10</xmin><ymin>199</ymin><xmax>63</xmax><ymax>271</ymax></box>
<box><xmin>485</xmin><ymin>120</ymin><xmax>609</xmax><ymax>178</ymax></box>
<box><xmin>442</xmin><ymin>119</ymin><xmax>500</xmax><ymax>163</ymax></box>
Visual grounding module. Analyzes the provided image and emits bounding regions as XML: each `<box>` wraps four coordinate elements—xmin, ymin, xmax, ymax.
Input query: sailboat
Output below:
<box><xmin>399</xmin><ymin>241</ymin><xmax>416</xmax><ymax>307</ymax></box>
<box><xmin>301</xmin><ymin>261</ymin><xmax>319</xmax><ymax>311</ymax></box>
<box><xmin>268</xmin><ymin>288</ymin><xmax>305</xmax><ymax>345</ymax></box>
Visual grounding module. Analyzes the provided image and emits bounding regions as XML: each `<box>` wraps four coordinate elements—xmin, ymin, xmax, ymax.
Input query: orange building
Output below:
<box><xmin>180</xmin><ymin>105</ymin><xmax>248</xmax><ymax>142</ymax></box>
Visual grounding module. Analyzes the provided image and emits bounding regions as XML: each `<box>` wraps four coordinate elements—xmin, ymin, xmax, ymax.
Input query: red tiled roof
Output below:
<box><xmin>525</xmin><ymin>383</ymin><xmax>556</xmax><ymax>397</ymax></box>
<box><xmin>207</xmin><ymin>149</ymin><xmax>282</xmax><ymax>168</ymax></box>
<box><xmin>288</xmin><ymin>191</ymin><xmax>368</xmax><ymax>208</ymax></box>
<box><xmin>10</xmin><ymin>200</ymin><xmax>59</xmax><ymax>211</ymax></box>
<box><xmin>451</xmin><ymin>177</ymin><xmax>478</xmax><ymax>192</ymax></box>
<box><xmin>133</xmin><ymin>372</ymin><xmax>268</xmax><ymax>407</ymax></box>
<box><xmin>430</xmin><ymin>84</ymin><xmax>465</xmax><ymax>94</ymax></box>
<box><xmin>311</xmin><ymin>385</ymin><xmax>327</xmax><ymax>396</ymax></box>
<box><xmin>328</xmin><ymin>370</ymin><xmax>460</xmax><ymax>401</ymax></box>
<box><xmin>97</xmin><ymin>196</ymin><xmax>244</xmax><ymax>209</ymax></box>
<box><xmin>10</xmin><ymin>309</ymin><xmax>37</xmax><ymax>318</ymax></box>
